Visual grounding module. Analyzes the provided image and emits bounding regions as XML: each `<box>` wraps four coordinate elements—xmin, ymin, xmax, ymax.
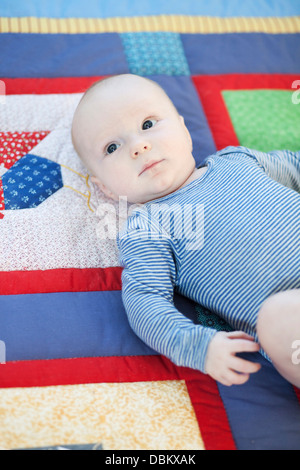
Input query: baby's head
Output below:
<box><xmin>71</xmin><ymin>74</ymin><xmax>195</xmax><ymax>204</ymax></box>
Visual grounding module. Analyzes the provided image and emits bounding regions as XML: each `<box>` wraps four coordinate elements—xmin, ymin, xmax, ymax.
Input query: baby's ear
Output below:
<box><xmin>91</xmin><ymin>176</ymin><xmax>118</xmax><ymax>200</ymax></box>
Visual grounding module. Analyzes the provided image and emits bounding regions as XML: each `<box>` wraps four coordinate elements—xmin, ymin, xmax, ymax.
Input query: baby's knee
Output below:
<box><xmin>257</xmin><ymin>290</ymin><xmax>300</xmax><ymax>334</ymax></box>
<box><xmin>257</xmin><ymin>291</ymin><xmax>291</xmax><ymax>359</ymax></box>
<box><xmin>257</xmin><ymin>290</ymin><xmax>300</xmax><ymax>378</ymax></box>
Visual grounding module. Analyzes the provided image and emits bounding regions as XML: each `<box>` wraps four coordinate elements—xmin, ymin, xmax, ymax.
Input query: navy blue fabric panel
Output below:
<box><xmin>0</xmin><ymin>291</ymin><xmax>155</xmax><ymax>361</ymax></box>
<box><xmin>182</xmin><ymin>33</ymin><xmax>300</xmax><ymax>75</ymax></box>
<box><xmin>151</xmin><ymin>75</ymin><xmax>216</xmax><ymax>165</ymax></box>
<box><xmin>2</xmin><ymin>33</ymin><xmax>300</xmax><ymax>79</ymax></box>
<box><xmin>0</xmin><ymin>33</ymin><xmax>129</xmax><ymax>78</ymax></box>
<box><xmin>219</xmin><ymin>353</ymin><xmax>300</xmax><ymax>450</ymax></box>
<box><xmin>0</xmin><ymin>33</ymin><xmax>300</xmax><ymax>78</ymax></box>
<box><xmin>0</xmin><ymin>290</ymin><xmax>196</xmax><ymax>361</ymax></box>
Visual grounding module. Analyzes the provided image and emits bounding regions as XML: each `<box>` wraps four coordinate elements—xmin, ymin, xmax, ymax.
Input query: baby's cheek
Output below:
<box><xmin>112</xmin><ymin>170</ymin><xmax>134</xmax><ymax>196</ymax></box>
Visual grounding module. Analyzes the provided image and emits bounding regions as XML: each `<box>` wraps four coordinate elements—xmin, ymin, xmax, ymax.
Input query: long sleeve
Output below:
<box><xmin>217</xmin><ymin>146</ymin><xmax>300</xmax><ymax>192</ymax></box>
<box><xmin>250</xmin><ymin>148</ymin><xmax>300</xmax><ymax>192</ymax></box>
<box><xmin>118</xmin><ymin>226</ymin><xmax>217</xmax><ymax>373</ymax></box>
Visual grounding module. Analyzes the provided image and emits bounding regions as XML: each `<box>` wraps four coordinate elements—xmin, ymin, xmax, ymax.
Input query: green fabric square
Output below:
<box><xmin>222</xmin><ymin>90</ymin><xmax>300</xmax><ymax>152</ymax></box>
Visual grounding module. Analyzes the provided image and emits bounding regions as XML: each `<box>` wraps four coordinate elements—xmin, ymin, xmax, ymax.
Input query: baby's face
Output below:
<box><xmin>73</xmin><ymin>75</ymin><xmax>195</xmax><ymax>203</ymax></box>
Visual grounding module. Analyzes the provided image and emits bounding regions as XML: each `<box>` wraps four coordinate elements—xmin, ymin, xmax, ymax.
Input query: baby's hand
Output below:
<box><xmin>205</xmin><ymin>331</ymin><xmax>261</xmax><ymax>386</ymax></box>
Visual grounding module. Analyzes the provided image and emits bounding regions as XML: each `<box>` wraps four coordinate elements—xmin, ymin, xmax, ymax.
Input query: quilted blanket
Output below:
<box><xmin>0</xmin><ymin>0</ymin><xmax>300</xmax><ymax>451</ymax></box>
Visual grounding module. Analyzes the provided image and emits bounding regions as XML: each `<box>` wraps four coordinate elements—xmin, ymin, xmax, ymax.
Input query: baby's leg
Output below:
<box><xmin>257</xmin><ymin>289</ymin><xmax>300</xmax><ymax>388</ymax></box>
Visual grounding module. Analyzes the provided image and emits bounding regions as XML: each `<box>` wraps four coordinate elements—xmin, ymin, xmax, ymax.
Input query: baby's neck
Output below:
<box><xmin>178</xmin><ymin>166</ymin><xmax>207</xmax><ymax>190</ymax></box>
<box><xmin>139</xmin><ymin>166</ymin><xmax>207</xmax><ymax>205</ymax></box>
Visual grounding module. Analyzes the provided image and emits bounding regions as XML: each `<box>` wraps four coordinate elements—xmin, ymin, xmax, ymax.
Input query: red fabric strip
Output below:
<box><xmin>294</xmin><ymin>386</ymin><xmax>300</xmax><ymax>404</ymax></box>
<box><xmin>0</xmin><ymin>267</ymin><xmax>122</xmax><ymax>295</ymax></box>
<box><xmin>193</xmin><ymin>74</ymin><xmax>299</xmax><ymax>151</ymax></box>
<box><xmin>3</xmin><ymin>76</ymin><xmax>107</xmax><ymax>95</ymax></box>
<box><xmin>0</xmin><ymin>356</ymin><xmax>180</xmax><ymax>387</ymax></box>
<box><xmin>0</xmin><ymin>355</ymin><xmax>235</xmax><ymax>450</ymax></box>
<box><xmin>193</xmin><ymin>75</ymin><xmax>239</xmax><ymax>150</ymax></box>
<box><xmin>184</xmin><ymin>376</ymin><xmax>236</xmax><ymax>450</ymax></box>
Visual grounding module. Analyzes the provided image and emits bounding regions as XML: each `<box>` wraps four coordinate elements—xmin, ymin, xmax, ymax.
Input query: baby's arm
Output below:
<box><xmin>246</xmin><ymin>148</ymin><xmax>300</xmax><ymax>192</ymax></box>
<box><xmin>120</xmin><ymin>230</ymin><xmax>215</xmax><ymax>373</ymax></box>
<box><xmin>119</xmin><ymin>229</ymin><xmax>260</xmax><ymax>384</ymax></box>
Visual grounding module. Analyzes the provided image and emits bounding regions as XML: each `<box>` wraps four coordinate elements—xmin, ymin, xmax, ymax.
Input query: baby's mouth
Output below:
<box><xmin>139</xmin><ymin>159</ymin><xmax>164</xmax><ymax>176</ymax></box>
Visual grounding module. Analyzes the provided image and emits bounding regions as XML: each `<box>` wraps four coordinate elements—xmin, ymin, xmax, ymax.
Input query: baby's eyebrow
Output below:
<box><xmin>143</xmin><ymin>111</ymin><xmax>160</xmax><ymax>118</ymax></box>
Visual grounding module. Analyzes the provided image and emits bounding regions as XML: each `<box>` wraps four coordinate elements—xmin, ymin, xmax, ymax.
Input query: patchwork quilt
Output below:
<box><xmin>0</xmin><ymin>0</ymin><xmax>300</xmax><ymax>450</ymax></box>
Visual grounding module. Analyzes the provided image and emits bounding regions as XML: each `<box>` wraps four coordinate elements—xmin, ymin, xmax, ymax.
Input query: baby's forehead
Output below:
<box><xmin>84</xmin><ymin>80</ymin><xmax>171</xmax><ymax>121</ymax></box>
<box><xmin>91</xmin><ymin>77</ymin><xmax>164</xmax><ymax>103</ymax></box>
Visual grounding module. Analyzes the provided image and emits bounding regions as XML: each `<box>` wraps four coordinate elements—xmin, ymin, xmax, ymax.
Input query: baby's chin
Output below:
<box><xmin>129</xmin><ymin>175</ymin><xmax>186</xmax><ymax>204</ymax></box>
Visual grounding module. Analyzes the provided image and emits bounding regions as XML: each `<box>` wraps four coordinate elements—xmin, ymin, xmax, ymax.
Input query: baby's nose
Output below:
<box><xmin>131</xmin><ymin>141</ymin><xmax>152</xmax><ymax>158</ymax></box>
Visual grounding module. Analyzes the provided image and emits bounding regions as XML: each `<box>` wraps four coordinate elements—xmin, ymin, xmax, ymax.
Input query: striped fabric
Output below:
<box><xmin>118</xmin><ymin>147</ymin><xmax>300</xmax><ymax>373</ymax></box>
<box><xmin>0</xmin><ymin>15</ymin><xmax>299</xmax><ymax>33</ymax></box>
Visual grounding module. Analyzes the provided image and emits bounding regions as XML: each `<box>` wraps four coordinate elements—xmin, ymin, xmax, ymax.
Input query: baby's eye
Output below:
<box><xmin>106</xmin><ymin>143</ymin><xmax>120</xmax><ymax>155</ymax></box>
<box><xmin>142</xmin><ymin>119</ymin><xmax>157</xmax><ymax>130</ymax></box>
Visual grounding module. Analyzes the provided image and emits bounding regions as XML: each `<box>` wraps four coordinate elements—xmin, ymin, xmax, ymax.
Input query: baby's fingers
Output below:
<box><xmin>219</xmin><ymin>358</ymin><xmax>261</xmax><ymax>386</ymax></box>
<box><xmin>230</xmin><ymin>356</ymin><xmax>261</xmax><ymax>375</ymax></box>
<box><xmin>219</xmin><ymin>370</ymin><xmax>251</xmax><ymax>387</ymax></box>
<box><xmin>227</xmin><ymin>331</ymin><xmax>257</xmax><ymax>342</ymax></box>
<box><xmin>230</xmin><ymin>338</ymin><xmax>260</xmax><ymax>354</ymax></box>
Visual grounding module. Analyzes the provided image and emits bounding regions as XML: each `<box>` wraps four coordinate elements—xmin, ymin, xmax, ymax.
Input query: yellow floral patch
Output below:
<box><xmin>0</xmin><ymin>380</ymin><xmax>204</xmax><ymax>450</ymax></box>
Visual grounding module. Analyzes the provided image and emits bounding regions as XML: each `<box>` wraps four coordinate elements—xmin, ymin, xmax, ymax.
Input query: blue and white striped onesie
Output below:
<box><xmin>117</xmin><ymin>147</ymin><xmax>300</xmax><ymax>373</ymax></box>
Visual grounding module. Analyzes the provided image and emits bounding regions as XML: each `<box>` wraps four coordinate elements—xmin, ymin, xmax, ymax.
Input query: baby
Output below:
<box><xmin>72</xmin><ymin>74</ymin><xmax>300</xmax><ymax>387</ymax></box>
